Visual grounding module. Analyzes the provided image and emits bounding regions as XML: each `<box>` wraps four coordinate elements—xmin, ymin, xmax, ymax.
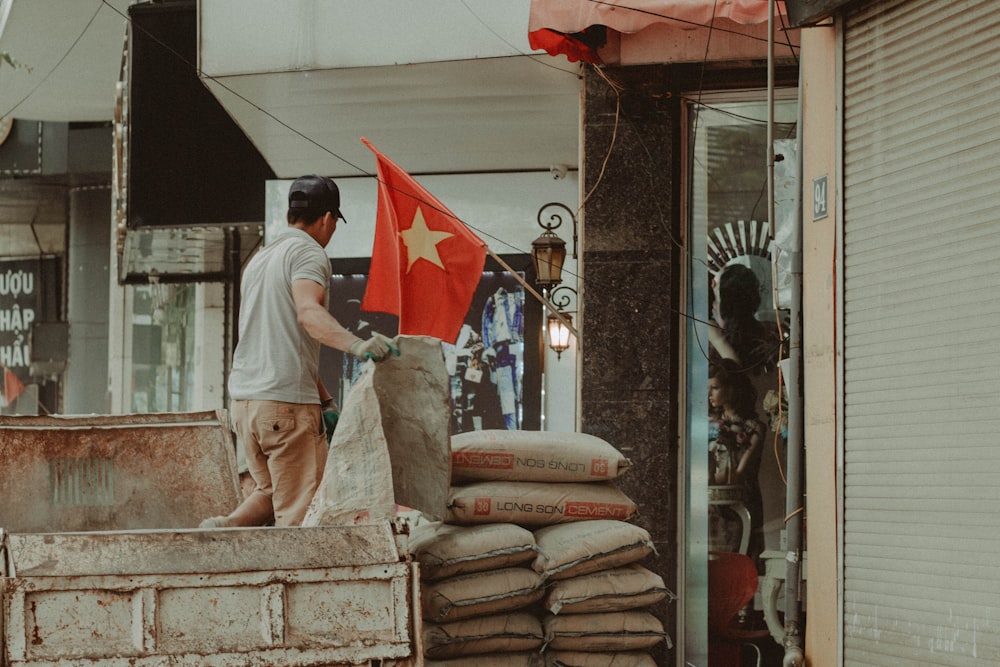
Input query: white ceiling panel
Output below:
<box><xmin>198</xmin><ymin>0</ymin><xmax>581</xmax><ymax>177</ymax></box>
<box><xmin>199</xmin><ymin>0</ymin><xmax>541</xmax><ymax>74</ymax></box>
<box><xmin>0</xmin><ymin>0</ymin><xmax>132</xmax><ymax>122</ymax></box>
<box><xmin>0</xmin><ymin>0</ymin><xmax>581</xmax><ymax>179</ymax></box>
<box><xmin>203</xmin><ymin>55</ymin><xmax>581</xmax><ymax>178</ymax></box>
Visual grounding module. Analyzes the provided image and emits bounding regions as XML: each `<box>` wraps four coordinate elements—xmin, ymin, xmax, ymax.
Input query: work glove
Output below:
<box><xmin>348</xmin><ymin>332</ymin><xmax>399</xmax><ymax>362</ymax></box>
<box><xmin>322</xmin><ymin>406</ymin><xmax>339</xmax><ymax>443</ymax></box>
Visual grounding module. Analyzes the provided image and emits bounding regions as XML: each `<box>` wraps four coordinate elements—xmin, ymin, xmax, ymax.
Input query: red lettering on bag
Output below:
<box><xmin>564</xmin><ymin>501</ymin><xmax>630</xmax><ymax>519</ymax></box>
<box><xmin>453</xmin><ymin>451</ymin><xmax>515</xmax><ymax>470</ymax></box>
<box><xmin>591</xmin><ymin>458</ymin><xmax>610</xmax><ymax>476</ymax></box>
<box><xmin>473</xmin><ymin>497</ymin><xmax>492</xmax><ymax>515</ymax></box>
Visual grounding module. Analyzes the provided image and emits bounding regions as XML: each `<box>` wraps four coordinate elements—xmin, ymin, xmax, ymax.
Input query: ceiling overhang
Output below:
<box><xmin>1</xmin><ymin>0</ymin><xmax>794</xmax><ymax>283</ymax></box>
<box><xmin>196</xmin><ymin>0</ymin><xmax>583</xmax><ymax>178</ymax></box>
<box><xmin>200</xmin><ymin>56</ymin><xmax>582</xmax><ymax>179</ymax></box>
<box><xmin>0</xmin><ymin>0</ymin><xmax>132</xmax><ymax>122</ymax></box>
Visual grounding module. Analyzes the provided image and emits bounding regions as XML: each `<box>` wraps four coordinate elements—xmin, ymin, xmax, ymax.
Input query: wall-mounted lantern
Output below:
<box><xmin>530</xmin><ymin>202</ymin><xmax>577</xmax><ymax>291</ymax></box>
<box><xmin>544</xmin><ymin>285</ymin><xmax>576</xmax><ymax>361</ymax></box>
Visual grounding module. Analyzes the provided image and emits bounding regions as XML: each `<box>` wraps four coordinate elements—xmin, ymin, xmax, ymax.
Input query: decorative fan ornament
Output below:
<box><xmin>708</xmin><ymin>220</ymin><xmax>776</xmax><ymax>319</ymax></box>
<box><xmin>707</xmin><ymin>219</ymin><xmax>773</xmax><ymax>276</ymax></box>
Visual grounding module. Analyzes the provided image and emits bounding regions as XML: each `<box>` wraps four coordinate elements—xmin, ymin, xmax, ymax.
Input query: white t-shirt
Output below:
<box><xmin>228</xmin><ymin>228</ymin><xmax>330</xmax><ymax>403</ymax></box>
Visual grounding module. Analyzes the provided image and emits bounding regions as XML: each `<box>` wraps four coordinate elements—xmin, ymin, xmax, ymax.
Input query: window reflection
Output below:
<box><xmin>688</xmin><ymin>97</ymin><xmax>797</xmax><ymax>663</ymax></box>
<box><xmin>130</xmin><ymin>283</ymin><xmax>195</xmax><ymax>413</ymax></box>
<box><xmin>693</xmin><ymin>99</ymin><xmax>795</xmax><ymax>561</ymax></box>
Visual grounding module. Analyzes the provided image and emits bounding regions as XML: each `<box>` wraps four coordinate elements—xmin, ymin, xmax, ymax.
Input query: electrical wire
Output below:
<box><xmin>678</xmin><ymin>1</ymin><xmax>799</xmax><ymax>496</ymax></box>
<box><xmin>685</xmin><ymin>99</ymin><xmax>798</xmax><ymax>127</ymax></box>
<box><xmin>592</xmin><ymin>69</ymin><xmax>685</xmax><ymax>255</ymax></box>
<box><xmin>579</xmin><ymin>66</ymin><xmax>623</xmax><ymax>213</ymax></box>
<box><xmin>774</xmin><ymin>350</ymin><xmax>788</xmax><ymax>484</ymax></box>
<box><xmin>535</xmin><ymin>0</ymin><xmax>798</xmax><ymax>382</ymax></box>
<box><xmin>96</xmin><ymin>1</ymin><xmax>536</xmax><ymax>261</ymax></box>
<box><xmin>585</xmin><ymin>0</ymin><xmax>787</xmax><ymax>44</ymax></box>
<box><xmin>92</xmin><ymin>1</ymin><xmax>796</xmax><ymax>375</ymax></box>
<box><xmin>458</xmin><ymin>0</ymin><xmax>583</xmax><ymax>76</ymax></box>
<box><xmin>96</xmin><ymin>0</ymin><xmax>794</xmax><ymax>302</ymax></box>
<box><xmin>1</xmin><ymin>1</ymin><xmax>105</xmax><ymax>119</ymax></box>
<box><xmin>55</xmin><ymin>2</ymin><xmax>808</xmax><ymax>541</ymax></box>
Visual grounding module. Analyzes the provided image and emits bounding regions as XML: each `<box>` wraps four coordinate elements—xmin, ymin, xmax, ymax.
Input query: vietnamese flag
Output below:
<box><xmin>2</xmin><ymin>367</ymin><xmax>25</xmax><ymax>407</ymax></box>
<box><xmin>360</xmin><ymin>138</ymin><xmax>487</xmax><ymax>344</ymax></box>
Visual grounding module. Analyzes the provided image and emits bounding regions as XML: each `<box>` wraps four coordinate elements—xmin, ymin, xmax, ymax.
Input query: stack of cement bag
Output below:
<box><xmin>531</xmin><ymin>519</ymin><xmax>675</xmax><ymax>666</ymax></box>
<box><xmin>412</xmin><ymin>522</ymin><xmax>545</xmax><ymax>666</ymax></box>
<box><xmin>413</xmin><ymin>430</ymin><xmax>674</xmax><ymax>667</ymax></box>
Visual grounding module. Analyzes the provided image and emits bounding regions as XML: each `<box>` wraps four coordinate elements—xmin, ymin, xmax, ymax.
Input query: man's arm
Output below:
<box><xmin>292</xmin><ymin>278</ymin><xmax>396</xmax><ymax>361</ymax></box>
<box><xmin>292</xmin><ymin>278</ymin><xmax>361</xmax><ymax>353</ymax></box>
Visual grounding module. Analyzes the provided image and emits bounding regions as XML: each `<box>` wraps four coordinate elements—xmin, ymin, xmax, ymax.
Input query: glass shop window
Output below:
<box><xmin>685</xmin><ymin>95</ymin><xmax>797</xmax><ymax>664</ymax></box>
<box><xmin>321</xmin><ymin>262</ymin><xmax>542</xmax><ymax>434</ymax></box>
<box><xmin>130</xmin><ymin>283</ymin><xmax>196</xmax><ymax>413</ymax></box>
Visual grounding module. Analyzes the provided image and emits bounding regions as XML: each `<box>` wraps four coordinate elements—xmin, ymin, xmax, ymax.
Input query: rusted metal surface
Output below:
<box><xmin>6</xmin><ymin>524</ymin><xmax>401</xmax><ymax>578</ymax></box>
<box><xmin>0</xmin><ymin>411</ymin><xmax>241</xmax><ymax>533</ymax></box>
<box><xmin>2</xmin><ymin>524</ymin><xmax>422</xmax><ymax>666</ymax></box>
<box><xmin>0</xmin><ymin>412</ymin><xmax>423</xmax><ymax>665</ymax></box>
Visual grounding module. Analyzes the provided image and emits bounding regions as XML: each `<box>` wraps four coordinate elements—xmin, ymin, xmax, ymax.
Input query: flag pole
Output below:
<box><xmin>484</xmin><ymin>245</ymin><xmax>579</xmax><ymax>339</ymax></box>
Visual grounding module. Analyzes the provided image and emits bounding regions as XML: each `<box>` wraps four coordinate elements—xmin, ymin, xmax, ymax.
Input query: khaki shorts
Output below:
<box><xmin>231</xmin><ymin>399</ymin><xmax>328</xmax><ymax>527</ymax></box>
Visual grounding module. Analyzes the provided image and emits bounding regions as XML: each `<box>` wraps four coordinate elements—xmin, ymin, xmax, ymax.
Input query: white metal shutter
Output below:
<box><xmin>842</xmin><ymin>0</ymin><xmax>1000</xmax><ymax>664</ymax></box>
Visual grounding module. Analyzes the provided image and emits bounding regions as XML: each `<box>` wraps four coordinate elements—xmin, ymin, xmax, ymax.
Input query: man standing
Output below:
<box><xmin>202</xmin><ymin>175</ymin><xmax>394</xmax><ymax>528</ymax></box>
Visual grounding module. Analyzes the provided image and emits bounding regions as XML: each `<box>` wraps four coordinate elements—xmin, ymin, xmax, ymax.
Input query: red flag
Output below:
<box><xmin>360</xmin><ymin>138</ymin><xmax>487</xmax><ymax>344</ymax></box>
<box><xmin>527</xmin><ymin>27</ymin><xmax>604</xmax><ymax>65</ymax></box>
<box><xmin>3</xmin><ymin>367</ymin><xmax>25</xmax><ymax>407</ymax></box>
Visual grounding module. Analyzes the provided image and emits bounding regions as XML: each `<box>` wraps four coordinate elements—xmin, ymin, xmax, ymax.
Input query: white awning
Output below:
<box><xmin>530</xmin><ymin>0</ymin><xmax>783</xmax><ymax>34</ymax></box>
<box><xmin>528</xmin><ymin>0</ymin><xmax>787</xmax><ymax>63</ymax></box>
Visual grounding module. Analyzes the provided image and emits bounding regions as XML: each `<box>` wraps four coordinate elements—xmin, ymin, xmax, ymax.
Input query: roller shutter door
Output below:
<box><xmin>842</xmin><ymin>0</ymin><xmax>1000</xmax><ymax>664</ymax></box>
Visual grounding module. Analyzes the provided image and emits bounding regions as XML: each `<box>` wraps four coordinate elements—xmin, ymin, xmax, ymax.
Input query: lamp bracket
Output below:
<box><xmin>537</xmin><ymin>202</ymin><xmax>578</xmax><ymax>259</ymax></box>
<box><xmin>547</xmin><ymin>285</ymin><xmax>577</xmax><ymax>311</ymax></box>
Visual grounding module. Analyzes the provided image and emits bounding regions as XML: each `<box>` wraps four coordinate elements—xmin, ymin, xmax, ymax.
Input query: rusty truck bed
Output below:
<box><xmin>0</xmin><ymin>411</ymin><xmax>422</xmax><ymax>667</ymax></box>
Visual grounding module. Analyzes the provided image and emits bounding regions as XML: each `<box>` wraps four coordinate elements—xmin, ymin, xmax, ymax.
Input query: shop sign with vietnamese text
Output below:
<box><xmin>0</xmin><ymin>259</ymin><xmax>58</xmax><ymax>380</ymax></box>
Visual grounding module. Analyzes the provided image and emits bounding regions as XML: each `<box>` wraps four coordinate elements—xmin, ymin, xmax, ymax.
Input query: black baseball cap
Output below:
<box><xmin>288</xmin><ymin>175</ymin><xmax>346</xmax><ymax>222</ymax></box>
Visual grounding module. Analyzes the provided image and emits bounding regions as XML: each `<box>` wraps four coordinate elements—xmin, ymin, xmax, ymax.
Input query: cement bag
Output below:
<box><xmin>542</xmin><ymin>611</ymin><xmax>669</xmax><ymax>652</ymax></box>
<box><xmin>451</xmin><ymin>430</ymin><xmax>630</xmax><ymax>483</ymax></box>
<box><xmin>304</xmin><ymin>336</ymin><xmax>450</xmax><ymax>526</ymax></box>
<box><xmin>410</xmin><ymin>521</ymin><xmax>537</xmax><ymax>581</ymax></box>
<box><xmin>446</xmin><ymin>481</ymin><xmax>637</xmax><ymax>527</ymax></box>
<box><xmin>544</xmin><ymin>651</ymin><xmax>657</xmax><ymax>667</ymax></box>
<box><xmin>424</xmin><ymin>653</ymin><xmax>544</xmax><ymax>667</ymax></box>
<box><xmin>423</xmin><ymin>612</ymin><xmax>544</xmax><ymax>660</ymax></box>
<box><xmin>544</xmin><ymin>564</ymin><xmax>675</xmax><ymax>615</ymax></box>
<box><xmin>533</xmin><ymin>520</ymin><xmax>655</xmax><ymax>580</ymax></box>
<box><xmin>422</xmin><ymin>567</ymin><xmax>544</xmax><ymax>622</ymax></box>
<box><xmin>427</xmin><ymin>653</ymin><xmax>543</xmax><ymax>667</ymax></box>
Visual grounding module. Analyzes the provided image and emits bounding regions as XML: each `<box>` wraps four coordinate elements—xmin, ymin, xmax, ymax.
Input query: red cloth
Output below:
<box><xmin>3</xmin><ymin>367</ymin><xmax>25</xmax><ymax>407</ymax></box>
<box><xmin>360</xmin><ymin>138</ymin><xmax>487</xmax><ymax>344</ymax></box>
<box><xmin>528</xmin><ymin>1</ymin><xmax>784</xmax><ymax>63</ymax></box>
<box><xmin>528</xmin><ymin>27</ymin><xmax>605</xmax><ymax>64</ymax></box>
<box><xmin>528</xmin><ymin>0</ymin><xmax>784</xmax><ymax>35</ymax></box>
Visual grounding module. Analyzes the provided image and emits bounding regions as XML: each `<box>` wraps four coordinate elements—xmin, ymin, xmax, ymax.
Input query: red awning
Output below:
<box><xmin>528</xmin><ymin>0</ymin><xmax>786</xmax><ymax>63</ymax></box>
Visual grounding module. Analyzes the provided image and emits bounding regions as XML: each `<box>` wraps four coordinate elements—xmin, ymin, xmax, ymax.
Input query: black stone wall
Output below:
<box><xmin>580</xmin><ymin>60</ymin><xmax>797</xmax><ymax>664</ymax></box>
<box><xmin>581</xmin><ymin>63</ymin><xmax>681</xmax><ymax>666</ymax></box>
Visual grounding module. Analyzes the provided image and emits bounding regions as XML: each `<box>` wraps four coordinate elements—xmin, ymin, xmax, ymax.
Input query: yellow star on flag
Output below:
<box><xmin>399</xmin><ymin>206</ymin><xmax>454</xmax><ymax>272</ymax></box>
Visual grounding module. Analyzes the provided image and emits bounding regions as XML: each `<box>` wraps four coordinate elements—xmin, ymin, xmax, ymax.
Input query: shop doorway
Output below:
<box><xmin>683</xmin><ymin>93</ymin><xmax>797</xmax><ymax>665</ymax></box>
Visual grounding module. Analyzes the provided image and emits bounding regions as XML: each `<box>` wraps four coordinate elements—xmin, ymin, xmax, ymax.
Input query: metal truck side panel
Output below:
<box><xmin>0</xmin><ymin>411</ymin><xmax>241</xmax><ymax>534</ymax></box>
<box><xmin>0</xmin><ymin>411</ymin><xmax>425</xmax><ymax>666</ymax></box>
<box><xmin>5</xmin><ymin>525</ymin><xmax>400</xmax><ymax>577</ymax></box>
<box><xmin>2</xmin><ymin>534</ymin><xmax>418</xmax><ymax>666</ymax></box>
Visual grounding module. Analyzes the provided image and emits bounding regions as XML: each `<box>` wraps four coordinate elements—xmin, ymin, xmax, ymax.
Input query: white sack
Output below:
<box><xmin>304</xmin><ymin>336</ymin><xmax>450</xmax><ymax>526</ymax></box>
